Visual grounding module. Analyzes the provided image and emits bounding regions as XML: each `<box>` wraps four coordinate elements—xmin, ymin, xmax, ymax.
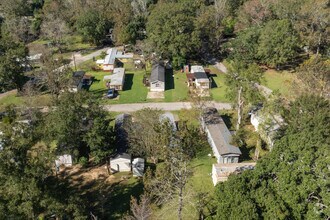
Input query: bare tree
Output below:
<box><xmin>131</xmin><ymin>0</ymin><xmax>148</xmax><ymax>17</ymax></box>
<box><xmin>38</xmin><ymin>49</ymin><xmax>72</xmax><ymax>99</ymax></box>
<box><xmin>41</xmin><ymin>14</ymin><xmax>70</xmax><ymax>53</ymax></box>
<box><xmin>144</xmin><ymin>146</ymin><xmax>191</xmax><ymax>220</ymax></box>
<box><xmin>125</xmin><ymin>108</ymin><xmax>172</xmax><ymax>163</ymax></box>
<box><xmin>126</xmin><ymin>193</ymin><xmax>152</xmax><ymax>220</ymax></box>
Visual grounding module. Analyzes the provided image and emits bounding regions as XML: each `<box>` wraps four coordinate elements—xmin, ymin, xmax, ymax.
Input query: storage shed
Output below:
<box><xmin>132</xmin><ymin>158</ymin><xmax>145</xmax><ymax>177</ymax></box>
<box><xmin>110</xmin><ymin>153</ymin><xmax>131</xmax><ymax>173</ymax></box>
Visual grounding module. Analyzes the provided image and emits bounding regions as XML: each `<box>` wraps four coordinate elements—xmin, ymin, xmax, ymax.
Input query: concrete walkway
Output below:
<box><xmin>103</xmin><ymin>101</ymin><xmax>232</xmax><ymax>112</ymax></box>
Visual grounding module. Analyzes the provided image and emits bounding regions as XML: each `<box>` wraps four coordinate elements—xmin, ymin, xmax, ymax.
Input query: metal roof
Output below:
<box><xmin>104</xmin><ymin>48</ymin><xmax>117</xmax><ymax>65</ymax></box>
<box><xmin>203</xmin><ymin>108</ymin><xmax>242</xmax><ymax>156</ymax></box>
<box><xmin>150</xmin><ymin>64</ymin><xmax>165</xmax><ymax>82</ymax></box>
<box><xmin>109</xmin><ymin>68</ymin><xmax>125</xmax><ymax>86</ymax></box>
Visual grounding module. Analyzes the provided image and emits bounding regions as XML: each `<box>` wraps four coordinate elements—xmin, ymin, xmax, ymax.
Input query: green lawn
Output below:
<box><xmin>208</xmin><ymin>66</ymin><xmax>230</xmax><ymax>102</ymax></box>
<box><xmin>0</xmin><ymin>93</ymin><xmax>52</xmax><ymax>110</ymax></box>
<box><xmin>262</xmin><ymin>70</ymin><xmax>295</xmax><ymax>98</ymax></box>
<box><xmin>88</xmin><ymin>67</ymin><xmax>149</xmax><ymax>104</ymax></box>
<box><xmin>164</xmin><ymin>70</ymin><xmax>189</xmax><ymax>102</ymax></box>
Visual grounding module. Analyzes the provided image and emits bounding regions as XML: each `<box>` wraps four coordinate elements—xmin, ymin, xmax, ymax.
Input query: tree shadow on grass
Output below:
<box><xmin>123</xmin><ymin>74</ymin><xmax>134</xmax><ymax>91</ymax></box>
<box><xmin>165</xmin><ymin>69</ymin><xmax>174</xmax><ymax>90</ymax></box>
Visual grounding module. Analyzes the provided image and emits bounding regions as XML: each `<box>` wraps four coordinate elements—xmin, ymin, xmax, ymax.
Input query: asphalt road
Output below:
<box><xmin>103</xmin><ymin>101</ymin><xmax>232</xmax><ymax>112</ymax></box>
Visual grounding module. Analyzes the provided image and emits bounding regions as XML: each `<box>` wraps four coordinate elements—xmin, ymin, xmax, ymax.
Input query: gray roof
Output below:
<box><xmin>194</xmin><ymin>72</ymin><xmax>208</xmax><ymax>79</ymax></box>
<box><xmin>72</xmin><ymin>71</ymin><xmax>85</xmax><ymax>88</ymax></box>
<box><xmin>150</xmin><ymin>64</ymin><xmax>165</xmax><ymax>82</ymax></box>
<box><xmin>109</xmin><ymin>68</ymin><xmax>125</xmax><ymax>86</ymax></box>
<box><xmin>203</xmin><ymin>108</ymin><xmax>242</xmax><ymax>156</ymax></box>
<box><xmin>104</xmin><ymin>48</ymin><xmax>117</xmax><ymax>65</ymax></box>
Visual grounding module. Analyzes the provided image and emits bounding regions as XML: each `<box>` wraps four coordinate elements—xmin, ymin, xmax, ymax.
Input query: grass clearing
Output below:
<box><xmin>0</xmin><ymin>92</ymin><xmax>52</xmax><ymax>109</ymax></box>
<box><xmin>262</xmin><ymin>70</ymin><xmax>295</xmax><ymax>98</ymax></box>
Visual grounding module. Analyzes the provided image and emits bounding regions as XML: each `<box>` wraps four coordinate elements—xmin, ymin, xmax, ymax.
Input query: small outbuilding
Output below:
<box><xmin>110</xmin><ymin>153</ymin><xmax>131</xmax><ymax>173</ymax></box>
<box><xmin>150</xmin><ymin>64</ymin><xmax>165</xmax><ymax>92</ymax></box>
<box><xmin>160</xmin><ymin>112</ymin><xmax>178</xmax><ymax>131</ymax></box>
<box><xmin>132</xmin><ymin>158</ymin><xmax>145</xmax><ymax>177</ymax></box>
<box><xmin>55</xmin><ymin>154</ymin><xmax>73</xmax><ymax>168</ymax></box>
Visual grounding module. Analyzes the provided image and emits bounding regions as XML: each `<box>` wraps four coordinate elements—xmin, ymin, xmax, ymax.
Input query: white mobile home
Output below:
<box><xmin>201</xmin><ymin>108</ymin><xmax>242</xmax><ymax>164</ymax></box>
<box><xmin>108</xmin><ymin>68</ymin><xmax>126</xmax><ymax>91</ymax></box>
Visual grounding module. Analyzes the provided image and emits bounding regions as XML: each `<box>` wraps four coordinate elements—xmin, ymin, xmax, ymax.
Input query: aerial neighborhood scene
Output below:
<box><xmin>0</xmin><ymin>0</ymin><xmax>329</xmax><ymax>219</ymax></box>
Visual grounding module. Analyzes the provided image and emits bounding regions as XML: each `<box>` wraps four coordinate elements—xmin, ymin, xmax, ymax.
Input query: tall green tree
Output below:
<box><xmin>225</xmin><ymin>61</ymin><xmax>264</xmax><ymax>130</ymax></box>
<box><xmin>146</xmin><ymin>1</ymin><xmax>200</xmax><ymax>65</ymax></box>
<box><xmin>215</xmin><ymin>95</ymin><xmax>330</xmax><ymax>219</ymax></box>
<box><xmin>76</xmin><ymin>9</ymin><xmax>109</xmax><ymax>45</ymax></box>
<box><xmin>0</xmin><ymin>30</ymin><xmax>28</xmax><ymax>92</ymax></box>
<box><xmin>0</xmin><ymin>109</ymin><xmax>87</xmax><ymax>219</ymax></box>
<box><xmin>44</xmin><ymin>92</ymin><xmax>115</xmax><ymax>162</ymax></box>
<box><xmin>257</xmin><ymin>19</ymin><xmax>299</xmax><ymax>68</ymax></box>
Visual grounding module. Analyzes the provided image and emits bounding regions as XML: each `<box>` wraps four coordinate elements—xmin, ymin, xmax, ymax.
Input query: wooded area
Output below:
<box><xmin>0</xmin><ymin>0</ymin><xmax>329</xmax><ymax>219</ymax></box>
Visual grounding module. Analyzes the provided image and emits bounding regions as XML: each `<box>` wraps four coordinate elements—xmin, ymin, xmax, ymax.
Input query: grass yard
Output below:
<box><xmin>262</xmin><ymin>70</ymin><xmax>296</xmax><ymax>98</ymax></box>
<box><xmin>207</xmin><ymin>66</ymin><xmax>230</xmax><ymax>102</ymax></box>
<box><xmin>164</xmin><ymin>70</ymin><xmax>189</xmax><ymax>102</ymax></box>
<box><xmin>88</xmin><ymin>68</ymin><xmax>149</xmax><ymax>104</ymax></box>
<box><xmin>0</xmin><ymin>92</ymin><xmax>52</xmax><ymax>110</ymax></box>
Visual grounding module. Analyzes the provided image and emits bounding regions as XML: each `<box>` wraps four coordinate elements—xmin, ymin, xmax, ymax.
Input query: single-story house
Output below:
<box><xmin>250</xmin><ymin>110</ymin><xmax>284</xmax><ymax>150</ymax></box>
<box><xmin>108</xmin><ymin>68</ymin><xmax>125</xmax><ymax>91</ymax></box>
<box><xmin>70</xmin><ymin>71</ymin><xmax>85</xmax><ymax>92</ymax></box>
<box><xmin>55</xmin><ymin>154</ymin><xmax>73</xmax><ymax>168</ymax></box>
<box><xmin>149</xmin><ymin>64</ymin><xmax>165</xmax><ymax>92</ymax></box>
<box><xmin>150</xmin><ymin>63</ymin><xmax>165</xmax><ymax>92</ymax></box>
<box><xmin>201</xmin><ymin>108</ymin><xmax>242</xmax><ymax>164</ymax></box>
<box><xmin>132</xmin><ymin>158</ymin><xmax>145</xmax><ymax>177</ymax></box>
<box><xmin>191</xmin><ymin>66</ymin><xmax>210</xmax><ymax>90</ymax></box>
<box><xmin>212</xmin><ymin>162</ymin><xmax>256</xmax><ymax>185</ymax></box>
<box><xmin>110</xmin><ymin>153</ymin><xmax>131</xmax><ymax>173</ymax></box>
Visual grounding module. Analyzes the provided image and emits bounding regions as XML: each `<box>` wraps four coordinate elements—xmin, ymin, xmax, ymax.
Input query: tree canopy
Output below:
<box><xmin>214</xmin><ymin>95</ymin><xmax>330</xmax><ymax>219</ymax></box>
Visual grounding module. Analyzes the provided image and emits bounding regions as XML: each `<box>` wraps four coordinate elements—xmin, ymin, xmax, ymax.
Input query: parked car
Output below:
<box><xmin>106</xmin><ymin>88</ymin><xmax>116</xmax><ymax>99</ymax></box>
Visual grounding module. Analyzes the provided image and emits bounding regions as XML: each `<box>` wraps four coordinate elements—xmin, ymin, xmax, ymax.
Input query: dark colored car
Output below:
<box><xmin>106</xmin><ymin>88</ymin><xmax>115</xmax><ymax>99</ymax></box>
